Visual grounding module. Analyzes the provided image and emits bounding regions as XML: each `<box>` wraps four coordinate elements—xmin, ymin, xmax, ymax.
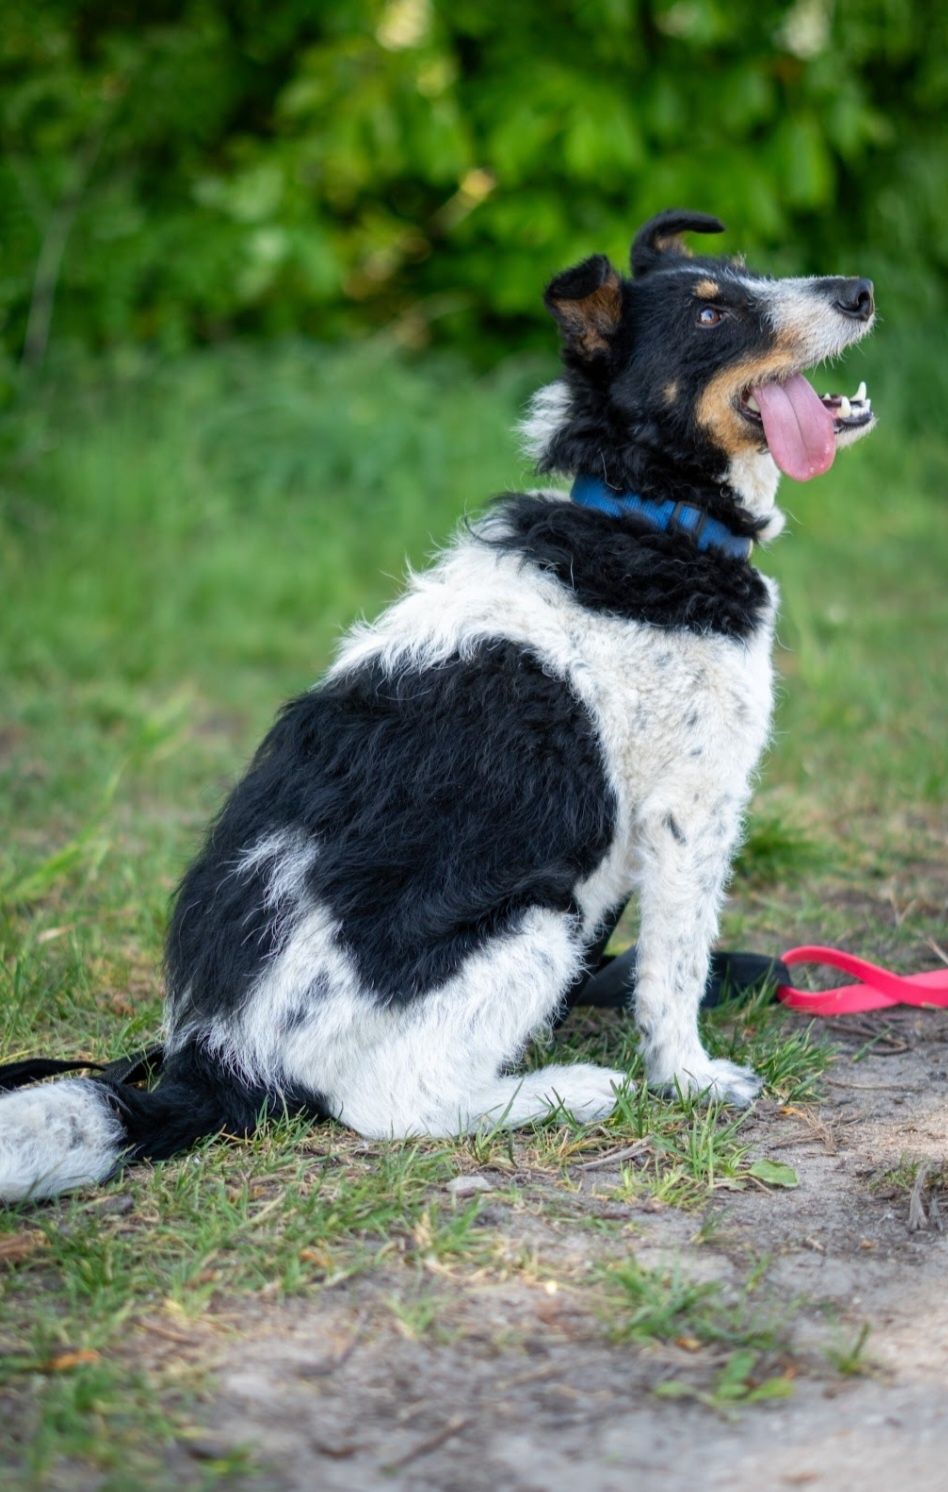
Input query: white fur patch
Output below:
<box><xmin>0</xmin><ymin>1080</ymin><xmax>124</xmax><ymax>1202</ymax></box>
<box><xmin>237</xmin><ymin>828</ymin><xmax>317</xmax><ymax>929</ymax></box>
<box><xmin>200</xmin><ymin>899</ymin><xmax>627</xmax><ymax>1137</ymax></box>
<box><xmin>737</xmin><ymin>273</ymin><xmax>876</xmax><ymax>363</ymax></box>
<box><xmin>517</xmin><ymin>380</ymin><xmax>572</xmax><ymax>467</ymax></box>
<box><xmin>725</xmin><ymin>450</ymin><xmax>785</xmax><ymax>540</ymax></box>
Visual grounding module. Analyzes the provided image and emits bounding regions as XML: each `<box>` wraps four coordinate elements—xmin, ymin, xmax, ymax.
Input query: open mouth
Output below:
<box><xmin>737</xmin><ymin>374</ymin><xmax>873</xmax><ymax>482</ymax></box>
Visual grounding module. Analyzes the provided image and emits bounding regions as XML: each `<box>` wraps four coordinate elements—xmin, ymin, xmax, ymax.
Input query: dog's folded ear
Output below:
<box><xmin>544</xmin><ymin>254</ymin><xmax>623</xmax><ymax>360</ymax></box>
<box><xmin>631</xmin><ymin>210</ymin><xmax>725</xmax><ymax>277</ymax></box>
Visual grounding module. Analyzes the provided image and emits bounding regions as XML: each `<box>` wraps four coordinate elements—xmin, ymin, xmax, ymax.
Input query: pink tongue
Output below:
<box><xmin>751</xmin><ymin>374</ymin><xmax>836</xmax><ymax>481</ymax></box>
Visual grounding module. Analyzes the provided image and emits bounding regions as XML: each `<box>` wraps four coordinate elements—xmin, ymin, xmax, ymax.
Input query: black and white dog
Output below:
<box><xmin>0</xmin><ymin>211</ymin><xmax>877</xmax><ymax>1202</ymax></box>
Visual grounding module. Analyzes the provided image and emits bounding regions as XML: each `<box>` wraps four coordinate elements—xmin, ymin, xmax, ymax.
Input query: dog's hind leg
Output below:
<box><xmin>409</xmin><ymin>1063</ymin><xmax>627</xmax><ymax>1137</ymax></box>
<box><xmin>350</xmin><ymin>1061</ymin><xmax>627</xmax><ymax>1139</ymax></box>
<box><xmin>278</xmin><ymin>906</ymin><xmax>628</xmax><ymax>1140</ymax></box>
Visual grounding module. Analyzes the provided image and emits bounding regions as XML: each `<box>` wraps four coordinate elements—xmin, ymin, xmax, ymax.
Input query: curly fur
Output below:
<box><xmin>0</xmin><ymin>208</ymin><xmax>877</xmax><ymax>1200</ymax></box>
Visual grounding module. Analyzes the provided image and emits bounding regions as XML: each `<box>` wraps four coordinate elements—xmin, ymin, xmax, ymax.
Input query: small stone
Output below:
<box><xmin>446</xmin><ymin>1174</ymin><xmax>494</xmax><ymax>1198</ymax></box>
<box><xmin>92</xmin><ymin>1193</ymin><xmax>134</xmax><ymax>1216</ymax></box>
<box><xmin>183</xmin><ymin>1438</ymin><xmax>234</xmax><ymax>1462</ymax></box>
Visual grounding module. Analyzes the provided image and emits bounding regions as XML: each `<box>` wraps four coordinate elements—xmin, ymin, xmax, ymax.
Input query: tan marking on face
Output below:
<box><xmin>552</xmin><ymin>272</ymin><xmax>622</xmax><ymax>355</ymax></box>
<box><xmin>653</xmin><ymin>232</ymin><xmax>693</xmax><ymax>257</ymax></box>
<box><xmin>663</xmin><ymin>381</ymin><xmax>679</xmax><ymax>405</ymax></box>
<box><xmin>694</xmin><ymin>279</ymin><xmax>720</xmax><ymax>299</ymax></box>
<box><xmin>695</xmin><ymin>340</ymin><xmax>801</xmax><ymax>456</ymax></box>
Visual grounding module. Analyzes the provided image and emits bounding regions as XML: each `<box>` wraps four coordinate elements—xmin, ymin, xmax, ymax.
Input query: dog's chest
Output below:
<box><xmin>572</xmin><ymin>585</ymin><xmax>777</xmax><ymax>805</ymax></box>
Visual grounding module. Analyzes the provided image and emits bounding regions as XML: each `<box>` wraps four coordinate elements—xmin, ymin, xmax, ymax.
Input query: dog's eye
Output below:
<box><xmin>696</xmin><ymin>305</ymin><xmax>724</xmax><ymax>327</ymax></box>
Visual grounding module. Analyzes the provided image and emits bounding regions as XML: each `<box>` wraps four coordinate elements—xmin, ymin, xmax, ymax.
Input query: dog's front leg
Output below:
<box><xmin>632</xmin><ymin>790</ymin><xmax>761</xmax><ymax>1105</ymax></box>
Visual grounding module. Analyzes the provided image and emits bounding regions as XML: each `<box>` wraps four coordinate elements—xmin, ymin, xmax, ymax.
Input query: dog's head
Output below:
<box><xmin>526</xmin><ymin>210</ymin><xmax>877</xmax><ymax>537</ymax></box>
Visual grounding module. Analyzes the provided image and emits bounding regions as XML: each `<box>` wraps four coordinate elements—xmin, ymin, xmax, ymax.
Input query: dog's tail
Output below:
<box><xmin>0</xmin><ymin>1045</ymin><xmax>263</xmax><ymax>1203</ymax></box>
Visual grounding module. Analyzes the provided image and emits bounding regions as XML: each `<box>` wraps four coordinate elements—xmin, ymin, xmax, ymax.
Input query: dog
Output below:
<box><xmin>0</xmin><ymin>210</ymin><xmax>876</xmax><ymax>1201</ymax></box>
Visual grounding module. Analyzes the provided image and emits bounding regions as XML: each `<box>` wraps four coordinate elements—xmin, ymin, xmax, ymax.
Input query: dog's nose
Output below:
<box><xmin>833</xmin><ymin>278</ymin><xmax>875</xmax><ymax>321</ymax></box>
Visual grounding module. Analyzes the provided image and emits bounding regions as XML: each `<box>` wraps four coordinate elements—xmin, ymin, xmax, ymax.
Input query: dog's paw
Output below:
<box><xmin>651</xmin><ymin>1055</ymin><xmax>762</xmax><ymax>1107</ymax></box>
<box><xmin>539</xmin><ymin>1063</ymin><xmax>629</xmax><ymax>1123</ymax></box>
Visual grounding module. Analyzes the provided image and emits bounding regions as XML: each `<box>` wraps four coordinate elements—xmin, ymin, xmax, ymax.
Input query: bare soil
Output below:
<box><xmin>166</xmin><ymin>1009</ymin><xmax>948</xmax><ymax>1492</ymax></box>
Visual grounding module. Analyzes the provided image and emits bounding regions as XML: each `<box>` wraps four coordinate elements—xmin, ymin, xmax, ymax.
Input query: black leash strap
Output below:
<box><xmin>0</xmin><ymin>945</ymin><xmax>790</xmax><ymax>1092</ymax></box>
<box><xmin>0</xmin><ymin>1044</ymin><xmax>164</xmax><ymax>1094</ymax></box>
<box><xmin>563</xmin><ymin>946</ymin><xmax>790</xmax><ymax>1015</ymax></box>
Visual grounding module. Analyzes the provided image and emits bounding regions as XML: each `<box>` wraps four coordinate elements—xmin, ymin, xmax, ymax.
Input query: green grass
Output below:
<box><xmin>1</xmin><ymin>332</ymin><xmax>946</xmax><ymax>1482</ymax></box>
<box><xmin>603</xmin><ymin>1254</ymin><xmax>799</xmax><ymax>1413</ymax></box>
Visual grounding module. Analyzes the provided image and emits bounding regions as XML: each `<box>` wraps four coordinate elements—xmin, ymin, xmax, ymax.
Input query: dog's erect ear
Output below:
<box><xmin>544</xmin><ymin>254</ymin><xmax>623</xmax><ymax>359</ymax></box>
<box><xmin>631</xmin><ymin>210</ymin><xmax>725</xmax><ymax>277</ymax></box>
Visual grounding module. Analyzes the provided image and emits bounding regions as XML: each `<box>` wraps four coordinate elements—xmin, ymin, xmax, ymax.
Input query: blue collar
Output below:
<box><xmin>570</xmin><ymin>474</ymin><xmax>752</xmax><ymax>561</ymax></box>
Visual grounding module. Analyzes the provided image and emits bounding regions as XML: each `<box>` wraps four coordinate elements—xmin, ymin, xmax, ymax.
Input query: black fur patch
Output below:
<box><xmin>484</xmin><ymin>494</ymin><xmax>769</xmax><ymax>638</ymax></box>
<box><xmin>537</xmin><ymin>366</ymin><xmax>767</xmax><ymax>536</ymax></box>
<box><xmin>167</xmin><ymin>640</ymin><xmax>616</xmax><ymax>1019</ymax></box>
<box><xmin>98</xmin><ymin>1041</ymin><xmax>327</xmax><ymax>1165</ymax></box>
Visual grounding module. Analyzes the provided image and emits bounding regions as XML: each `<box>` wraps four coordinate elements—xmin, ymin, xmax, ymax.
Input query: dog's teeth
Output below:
<box><xmin>855</xmin><ymin>381</ymin><xmax>867</xmax><ymax>402</ymax></box>
<box><xmin>838</xmin><ymin>396</ymin><xmax>852</xmax><ymax>418</ymax></box>
<box><xmin>745</xmin><ymin>394</ymin><xmax>760</xmax><ymax>413</ymax></box>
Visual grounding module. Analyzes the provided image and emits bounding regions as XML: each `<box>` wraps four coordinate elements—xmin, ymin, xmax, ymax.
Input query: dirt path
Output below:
<box><xmin>172</xmin><ymin>1011</ymin><xmax>948</xmax><ymax>1491</ymax></box>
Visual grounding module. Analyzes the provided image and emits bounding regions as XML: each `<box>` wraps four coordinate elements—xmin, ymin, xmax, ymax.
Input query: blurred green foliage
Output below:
<box><xmin>1</xmin><ymin>0</ymin><xmax>946</xmax><ymax>364</ymax></box>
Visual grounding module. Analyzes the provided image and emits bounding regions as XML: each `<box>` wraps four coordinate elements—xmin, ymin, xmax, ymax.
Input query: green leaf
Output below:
<box><xmin>653</xmin><ymin>1379</ymin><xmax>693</xmax><ymax>1398</ymax></box>
<box><xmin>717</xmin><ymin>1347</ymin><xmax>758</xmax><ymax>1389</ymax></box>
<box><xmin>747</xmin><ymin>1160</ymin><xmax>799</xmax><ymax>1188</ymax></box>
<box><xmin>746</xmin><ymin>1375</ymin><xmax>796</xmax><ymax>1402</ymax></box>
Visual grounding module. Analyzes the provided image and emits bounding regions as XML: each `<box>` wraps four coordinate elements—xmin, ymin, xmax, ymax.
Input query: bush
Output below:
<box><xmin>1</xmin><ymin>1</ymin><xmax>945</xmax><ymax>362</ymax></box>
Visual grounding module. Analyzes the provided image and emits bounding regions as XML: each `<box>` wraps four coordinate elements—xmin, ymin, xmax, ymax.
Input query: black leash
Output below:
<box><xmin>0</xmin><ymin>948</ymin><xmax>788</xmax><ymax>1094</ymax></box>
<box><xmin>0</xmin><ymin>1045</ymin><xmax>164</xmax><ymax>1093</ymax></box>
<box><xmin>562</xmin><ymin>945</ymin><xmax>789</xmax><ymax>1017</ymax></box>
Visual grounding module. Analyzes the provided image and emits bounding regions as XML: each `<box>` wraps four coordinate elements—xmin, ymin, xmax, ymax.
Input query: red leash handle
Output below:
<box><xmin>777</xmin><ymin>945</ymin><xmax>948</xmax><ymax>1016</ymax></box>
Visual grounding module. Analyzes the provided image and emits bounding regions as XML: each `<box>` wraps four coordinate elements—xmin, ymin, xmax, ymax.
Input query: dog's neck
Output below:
<box><xmin>521</xmin><ymin>379</ymin><xmax>785</xmax><ymax>543</ymax></box>
<box><xmin>569</xmin><ymin>474</ymin><xmax>753</xmax><ymax>559</ymax></box>
<box><xmin>721</xmin><ymin>450</ymin><xmax>785</xmax><ymax>541</ymax></box>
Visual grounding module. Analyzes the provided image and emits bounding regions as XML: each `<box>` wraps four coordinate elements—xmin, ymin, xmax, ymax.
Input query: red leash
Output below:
<box><xmin>777</xmin><ymin>945</ymin><xmax>948</xmax><ymax>1016</ymax></box>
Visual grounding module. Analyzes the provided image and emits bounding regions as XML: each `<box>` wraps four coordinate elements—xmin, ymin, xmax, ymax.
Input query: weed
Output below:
<box><xmin>825</xmin><ymin>1322</ymin><xmax>874</xmax><ymax>1377</ymax></box>
<box><xmin>387</xmin><ymin>1292</ymin><xmax>447</xmax><ymax>1341</ymax></box>
<box><xmin>605</xmin><ymin>1256</ymin><xmax>799</xmax><ymax>1414</ymax></box>
<box><xmin>733</xmin><ymin>811</ymin><xmax>831</xmax><ymax>888</ymax></box>
<box><xmin>655</xmin><ymin>1347</ymin><xmax>795</xmax><ymax>1414</ymax></box>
